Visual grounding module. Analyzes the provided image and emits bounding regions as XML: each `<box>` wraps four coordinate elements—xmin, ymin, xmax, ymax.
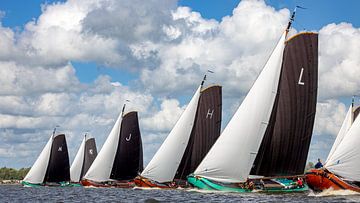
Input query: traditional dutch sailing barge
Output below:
<box><xmin>81</xmin><ymin>105</ymin><xmax>143</xmax><ymax>188</ymax></box>
<box><xmin>22</xmin><ymin>131</ymin><xmax>73</xmax><ymax>187</ymax></box>
<box><xmin>70</xmin><ymin>134</ymin><xmax>97</xmax><ymax>184</ymax></box>
<box><xmin>188</xmin><ymin>9</ymin><xmax>318</xmax><ymax>192</ymax></box>
<box><xmin>134</xmin><ymin>76</ymin><xmax>222</xmax><ymax>188</ymax></box>
<box><xmin>306</xmin><ymin>101</ymin><xmax>360</xmax><ymax>192</ymax></box>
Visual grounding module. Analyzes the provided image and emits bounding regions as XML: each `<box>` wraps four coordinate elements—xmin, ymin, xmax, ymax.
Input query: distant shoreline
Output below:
<box><xmin>0</xmin><ymin>180</ymin><xmax>21</xmax><ymax>185</ymax></box>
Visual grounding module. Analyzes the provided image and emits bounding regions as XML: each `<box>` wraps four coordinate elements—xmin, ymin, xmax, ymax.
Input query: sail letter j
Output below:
<box><xmin>126</xmin><ymin>134</ymin><xmax>132</xmax><ymax>141</ymax></box>
<box><xmin>298</xmin><ymin>68</ymin><xmax>305</xmax><ymax>85</ymax></box>
<box><xmin>206</xmin><ymin>109</ymin><xmax>214</xmax><ymax>119</ymax></box>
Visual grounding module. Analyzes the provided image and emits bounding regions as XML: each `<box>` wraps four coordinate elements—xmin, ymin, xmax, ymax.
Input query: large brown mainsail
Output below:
<box><xmin>110</xmin><ymin>111</ymin><xmax>143</xmax><ymax>180</ymax></box>
<box><xmin>44</xmin><ymin>134</ymin><xmax>71</xmax><ymax>182</ymax></box>
<box><xmin>250</xmin><ymin>32</ymin><xmax>318</xmax><ymax>176</ymax></box>
<box><xmin>175</xmin><ymin>85</ymin><xmax>222</xmax><ymax>180</ymax></box>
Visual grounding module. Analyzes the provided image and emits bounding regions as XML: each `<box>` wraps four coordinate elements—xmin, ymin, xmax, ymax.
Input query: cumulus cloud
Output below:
<box><xmin>313</xmin><ymin>100</ymin><xmax>347</xmax><ymax>137</ymax></box>
<box><xmin>136</xmin><ymin>0</ymin><xmax>291</xmax><ymax>100</ymax></box>
<box><xmin>0</xmin><ymin>62</ymin><xmax>80</xmax><ymax>96</ymax></box>
<box><xmin>318</xmin><ymin>23</ymin><xmax>360</xmax><ymax>99</ymax></box>
<box><xmin>142</xmin><ymin>99</ymin><xmax>184</xmax><ymax>132</ymax></box>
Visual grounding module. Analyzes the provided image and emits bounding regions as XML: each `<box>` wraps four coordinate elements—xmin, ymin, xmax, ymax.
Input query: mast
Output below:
<box><xmin>286</xmin><ymin>6</ymin><xmax>306</xmax><ymax>37</ymax></box>
<box><xmin>285</xmin><ymin>7</ymin><xmax>296</xmax><ymax>36</ymax></box>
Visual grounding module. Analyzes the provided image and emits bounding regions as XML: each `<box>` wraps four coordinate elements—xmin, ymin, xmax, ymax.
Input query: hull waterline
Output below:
<box><xmin>21</xmin><ymin>181</ymin><xmax>80</xmax><ymax>187</ymax></box>
<box><xmin>81</xmin><ymin>179</ymin><xmax>135</xmax><ymax>188</ymax></box>
<box><xmin>133</xmin><ymin>176</ymin><xmax>176</xmax><ymax>189</ymax></box>
<box><xmin>187</xmin><ymin>175</ymin><xmax>308</xmax><ymax>193</ymax></box>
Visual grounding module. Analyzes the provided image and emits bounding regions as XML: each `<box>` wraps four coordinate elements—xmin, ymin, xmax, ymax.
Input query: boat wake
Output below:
<box><xmin>187</xmin><ymin>188</ymin><xmax>230</xmax><ymax>194</ymax></box>
<box><xmin>309</xmin><ymin>188</ymin><xmax>359</xmax><ymax>197</ymax></box>
<box><xmin>186</xmin><ymin>188</ymin><xmax>259</xmax><ymax>194</ymax></box>
<box><xmin>133</xmin><ymin>186</ymin><xmax>164</xmax><ymax>191</ymax></box>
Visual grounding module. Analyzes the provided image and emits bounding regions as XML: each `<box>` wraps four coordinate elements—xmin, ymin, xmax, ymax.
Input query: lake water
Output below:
<box><xmin>1</xmin><ymin>185</ymin><xmax>360</xmax><ymax>202</ymax></box>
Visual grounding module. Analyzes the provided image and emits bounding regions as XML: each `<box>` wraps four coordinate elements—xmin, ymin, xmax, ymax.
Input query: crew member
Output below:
<box><xmin>315</xmin><ymin>158</ymin><xmax>323</xmax><ymax>169</ymax></box>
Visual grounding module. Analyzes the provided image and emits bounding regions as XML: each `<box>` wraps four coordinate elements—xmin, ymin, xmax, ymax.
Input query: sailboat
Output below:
<box><xmin>81</xmin><ymin>104</ymin><xmax>143</xmax><ymax>188</ymax></box>
<box><xmin>306</xmin><ymin>99</ymin><xmax>360</xmax><ymax>192</ymax></box>
<box><xmin>134</xmin><ymin>75</ymin><xmax>222</xmax><ymax>188</ymax></box>
<box><xmin>22</xmin><ymin>129</ymin><xmax>74</xmax><ymax>187</ymax></box>
<box><xmin>70</xmin><ymin>134</ymin><xmax>97</xmax><ymax>184</ymax></box>
<box><xmin>188</xmin><ymin>8</ymin><xmax>318</xmax><ymax>192</ymax></box>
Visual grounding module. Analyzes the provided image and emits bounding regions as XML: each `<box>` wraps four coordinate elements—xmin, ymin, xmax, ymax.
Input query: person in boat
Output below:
<box><xmin>239</xmin><ymin>180</ymin><xmax>254</xmax><ymax>190</ymax></box>
<box><xmin>315</xmin><ymin>158</ymin><xmax>323</xmax><ymax>169</ymax></box>
<box><xmin>297</xmin><ymin>178</ymin><xmax>304</xmax><ymax>188</ymax></box>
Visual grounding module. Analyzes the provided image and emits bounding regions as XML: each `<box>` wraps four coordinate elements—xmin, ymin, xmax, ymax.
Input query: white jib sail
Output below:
<box><xmin>23</xmin><ymin>136</ymin><xmax>53</xmax><ymax>184</ymax></box>
<box><xmin>325</xmin><ymin>106</ymin><xmax>360</xmax><ymax>181</ymax></box>
<box><xmin>325</xmin><ymin>105</ymin><xmax>353</xmax><ymax>164</ymax></box>
<box><xmin>70</xmin><ymin>136</ymin><xmax>86</xmax><ymax>182</ymax></box>
<box><xmin>141</xmin><ymin>85</ymin><xmax>201</xmax><ymax>183</ymax></box>
<box><xmin>83</xmin><ymin>113</ymin><xmax>122</xmax><ymax>182</ymax></box>
<box><xmin>194</xmin><ymin>32</ymin><xmax>286</xmax><ymax>183</ymax></box>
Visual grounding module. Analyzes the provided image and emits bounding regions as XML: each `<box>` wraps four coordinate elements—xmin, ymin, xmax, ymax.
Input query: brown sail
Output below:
<box><xmin>80</xmin><ymin>138</ymin><xmax>98</xmax><ymax>179</ymax></box>
<box><xmin>44</xmin><ymin>134</ymin><xmax>71</xmax><ymax>182</ymax></box>
<box><xmin>110</xmin><ymin>111</ymin><xmax>143</xmax><ymax>180</ymax></box>
<box><xmin>175</xmin><ymin>85</ymin><xmax>222</xmax><ymax>180</ymax></box>
<box><xmin>250</xmin><ymin>32</ymin><xmax>318</xmax><ymax>176</ymax></box>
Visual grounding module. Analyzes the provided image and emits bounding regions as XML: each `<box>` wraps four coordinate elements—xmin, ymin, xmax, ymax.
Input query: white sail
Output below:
<box><xmin>325</xmin><ymin>105</ymin><xmax>353</xmax><ymax>164</ymax></box>
<box><xmin>141</xmin><ymin>85</ymin><xmax>201</xmax><ymax>183</ymax></box>
<box><xmin>70</xmin><ymin>136</ymin><xmax>86</xmax><ymax>182</ymax></box>
<box><xmin>194</xmin><ymin>32</ymin><xmax>286</xmax><ymax>183</ymax></box>
<box><xmin>325</xmin><ymin>106</ymin><xmax>360</xmax><ymax>181</ymax></box>
<box><xmin>83</xmin><ymin>113</ymin><xmax>122</xmax><ymax>182</ymax></box>
<box><xmin>23</xmin><ymin>136</ymin><xmax>53</xmax><ymax>184</ymax></box>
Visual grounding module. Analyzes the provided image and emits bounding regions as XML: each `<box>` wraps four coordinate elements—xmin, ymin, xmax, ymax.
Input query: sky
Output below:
<box><xmin>0</xmin><ymin>0</ymin><xmax>359</xmax><ymax>169</ymax></box>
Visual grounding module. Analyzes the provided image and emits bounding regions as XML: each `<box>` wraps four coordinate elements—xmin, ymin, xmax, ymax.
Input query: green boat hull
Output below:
<box><xmin>187</xmin><ymin>175</ymin><xmax>308</xmax><ymax>193</ymax></box>
<box><xmin>22</xmin><ymin>181</ymin><xmax>81</xmax><ymax>187</ymax></box>
<box><xmin>187</xmin><ymin>175</ymin><xmax>251</xmax><ymax>192</ymax></box>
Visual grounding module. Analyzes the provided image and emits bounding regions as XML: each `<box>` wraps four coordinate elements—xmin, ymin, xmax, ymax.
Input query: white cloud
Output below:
<box><xmin>142</xmin><ymin>99</ymin><xmax>184</xmax><ymax>132</ymax></box>
<box><xmin>313</xmin><ymin>99</ymin><xmax>347</xmax><ymax>137</ymax></box>
<box><xmin>0</xmin><ymin>62</ymin><xmax>80</xmax><ymax>96</ymax></box>
<box><xmin>318</xmin><ymin>23</ymin><xmax>360</xmax><ymax>99</ymax></box>
<box><xmin>139</xmin><ymin>0</ymin><xmax>290</xmax><ymax>98</ymax></box>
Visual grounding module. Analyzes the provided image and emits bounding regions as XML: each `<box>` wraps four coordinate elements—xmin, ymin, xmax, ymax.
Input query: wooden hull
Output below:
<box><xmin>81</xmin><ymin>179</ymin><xmax>135</xmax><ymax>188</ymax></box>
<box><xmin>187</xmin><ymin>174</ymin><xmax>308</xmax><ymax>193</ymax></box>
<box><xmin>305</xmin><ymin>169</ymin><xmax>360</xmax><ymax>192</ymax></box>
<box><xmin>133</xmin><ymin>176</ymin><xmax>176</xmax><ymax>189</ymax></box>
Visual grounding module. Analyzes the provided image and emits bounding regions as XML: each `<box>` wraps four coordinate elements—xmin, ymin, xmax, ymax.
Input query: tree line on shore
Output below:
<box><xmin>0</xmin><ymin>167</ymin><xmax>30</xmax><ymax>180</ymax></box>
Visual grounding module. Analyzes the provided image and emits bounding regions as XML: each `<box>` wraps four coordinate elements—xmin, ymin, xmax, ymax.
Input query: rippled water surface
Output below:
<box><xmin>2</xmin><ymin>185</ymin><xmax>360</xmax><ymax>202</ymax></box>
